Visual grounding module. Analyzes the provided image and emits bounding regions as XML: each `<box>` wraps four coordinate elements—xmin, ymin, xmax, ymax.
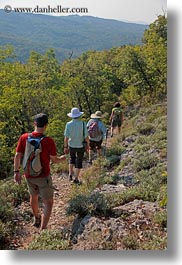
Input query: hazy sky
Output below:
<box><xmin>0</xmin><ymin>0</ymin><xmax>167</xmax><ymax>24</ymax></box>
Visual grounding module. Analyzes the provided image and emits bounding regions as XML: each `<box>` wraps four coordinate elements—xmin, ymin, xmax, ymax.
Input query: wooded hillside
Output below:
<box><xmin>0</xmin><ymin>10</ymin><xmax>148</xmax><ymax>62</ymax></box>
<box><xmin>0</xmin><ymin>15</ymin><xmax>167</xmax><ymax>250</ymax></box>
<box><xmin>0</xmin><ymin>15</ymin><xmax>167</xmax><ymax>179</ymax></box>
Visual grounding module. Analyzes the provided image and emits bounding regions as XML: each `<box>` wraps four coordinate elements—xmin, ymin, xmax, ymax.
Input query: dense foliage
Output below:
<box><xmin>0</xmin><ymin>15</ymin><xmax>167</xmax><ymax>180</ymax></box>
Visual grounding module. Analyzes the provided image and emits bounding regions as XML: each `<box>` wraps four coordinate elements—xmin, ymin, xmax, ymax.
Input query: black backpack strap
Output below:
<box><xmin>83</xmin><ymin>121</ymin><xmax>85</xmax><ymax>140</ymax></box>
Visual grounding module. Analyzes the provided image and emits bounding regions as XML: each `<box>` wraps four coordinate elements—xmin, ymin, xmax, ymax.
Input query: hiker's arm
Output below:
<box><xmin>84</xmin><ymin>136</ymin><xmax>89</xmax><ymax>145</ymax></box>
<box><xmin>14</xmin><ymin>152</ymin><xmax>22</xmax><ymax>184</ymax></box>
<box><xmin>109</xmin><ymin>111</ymin><xmax>114</xmax><ymax>122</ymax></box>
<box><xmin>50</xmin><ymin>155</ymin><xmax>66</xmax><ymax>164</ymax></box>
<box><xmin>64</xmin><ymin>137</ymin><xmax>69</xmax><ymax>154</ymax></box>
<box><xmin>84</xmin><ymin>136</ymin><xmax>89</xmax><ymax>153</ymax></box>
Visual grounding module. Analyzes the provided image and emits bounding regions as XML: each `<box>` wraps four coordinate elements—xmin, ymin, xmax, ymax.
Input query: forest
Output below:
<box><xmin>0</xmin><ymin>10</ymin><xmax>148</xmax><ymax>62</ymax></box>
<box><xmin>0</xmin><ymin>15</ymin><xmax>167</xmax><ymax>179</ymax></box>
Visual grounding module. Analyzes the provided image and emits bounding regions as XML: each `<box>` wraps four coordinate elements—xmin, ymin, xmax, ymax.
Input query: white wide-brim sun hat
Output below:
<box><xmin>67</xmin><ymin>107</ymin><xmax>84</xmax><ymax>118</ymax></box>
<box><xmin>90</xmin><ymin>111</ymin><xmax>103</xmax><ymax>119</ymax></box>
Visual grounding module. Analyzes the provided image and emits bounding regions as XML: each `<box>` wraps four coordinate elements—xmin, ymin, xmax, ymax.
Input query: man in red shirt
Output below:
<box><xmin>14</xmin><ymin>113</ymin><xmax>66</xmax><ymax>231</ymax></box>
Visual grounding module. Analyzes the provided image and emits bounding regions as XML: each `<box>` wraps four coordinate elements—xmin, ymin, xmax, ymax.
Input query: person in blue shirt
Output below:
<box><xmin>64</xmin><ymin>107</ymin><xmax>89</xmax><ymax>184</ymax></box>
<box><xmin>87</xmin><ymin>111</ymin><xmax>107</xmax><ymax>164</ymax></box>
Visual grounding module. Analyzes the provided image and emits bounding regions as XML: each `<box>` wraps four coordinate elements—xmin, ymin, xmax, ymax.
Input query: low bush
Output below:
<box><xmin>0</xmin><ymin>177</ymin><xmax>29</xmax><ymax>249</ymax></box>
<box><xmin>137</xmin><ymin>123</ymin><xmax>155</xmax><ymax>135</ymax></box>
<box><xmin>0</xmin><ymin>221</ymin><xmax>14</xmax><ymax>249</ymax></box>
<box><xmin>66</xmin><ymin>192</ymin><xmax>110</xmax><ymax>217</ymax></box>
<box><xmin>133</xmin><ymin>153</ymin><xmax>158</xmax><ymax>172</ymax></box>
<box><xmin>28</xmin><ymin>230</ymin><xmax>70</xmax><ymax>250</ymax></box>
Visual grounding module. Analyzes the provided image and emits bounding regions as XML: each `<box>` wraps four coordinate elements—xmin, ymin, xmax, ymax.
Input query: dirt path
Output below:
<box><xmin>13</xmin><ymin>174</ymin><xmax>74</xmax><ymax>249</ymax></box>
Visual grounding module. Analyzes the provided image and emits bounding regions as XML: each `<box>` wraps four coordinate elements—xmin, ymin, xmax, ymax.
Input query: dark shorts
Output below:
<box><xmin>89</xmin><ymin>139</ymin><xmax>103</xmax><ymax>150</ymax></box>
<box><xmin>111</xmin><ymin>118</ymin><xmax>122</xmax><ymax>128</ymax></box>
<box><xmin>26</xmin><ymin>175</ymin><xmax>53</xmax><ymax>200</ymax></box>
<box><xmin>69</xmin><ymin>147</ymin><xmax>85</xmax><ymax>168</ymax></box>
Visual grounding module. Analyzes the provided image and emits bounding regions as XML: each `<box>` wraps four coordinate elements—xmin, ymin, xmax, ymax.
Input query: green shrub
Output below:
<box><xmin>105</xmin><ymin>188</ymin><xmax>143</xmax><ymax>208</ymax></box>
<box><xmin>0</xmin><ymin>220</ymin><xmax>14</xmax><ymax>249</ymax></box>
<box><xmin>137</xmin><ymin>123</ymin><xmax>155</xmax><ymax>135</ymax></box>
<box><xmin>106</xmin><ymin>144</ymin><xmax>125</xmax><ymax>157</ymax></box>
<box><xmin>0</xmin><ymin>177</ymin><xmax>29</xmax><ymax>249</ymax></box>
<box><xmin>151</xmin><ymin>131</ymin><xmax>167</xmax><ymax>145</ymax></box>
<box><xmin>110</xmin><ymin>174</ymin><xmax>121</xmax><ymax>185</ymax></box>
<box><xmin>133</xmin><ymin>153</ymin><xmax>158</xmax><ymax>172</ymax></box>
<box><xmin>157</xmin><ymin>185</ymin><xmax>167</xmax><ymax>207</ymax></box>
<box><xmin>154</xmin><ymin>115</ymin><xmax>167</xmax><ymax>131</ymax></box>
<box><xmin>123</xmin><ymin>235</ymin><xmax>139</xmax><ymax>250</ymax></box>
<box><xmin>153</xmin><ymin>210</ymin><xmax>167</xmax><ymax>228</ymax></box>
<box><xmin>105</xmin><ymin>155</ymin><xmax>121</xmax><ymax>169</ymax></box>
<box><xmin>0</xmin><ymin>178</ymin><xmax>29</xmax><ymax>207</ymax></box>
<box><xmin>0</xmin><ymin>197</ymin><xmax>15</xmax><ymax>222</ymax></box>
<box><xmin>66</xmin><ymin>194</ymin><xmax>90</xmax><ymax>216</ymax></box>
<box><xmin>66</xmin><ymin>192</ymin><xmax>109</xmax><ymax>217</ymax></box>
<box><xmin>134</xmin><ymin>143</ymin><xmax>151</xmax><ymax>152</ymax></box>
<box><xmin>28</xmin><ymin>230</ymin><xmax>70</xmax><ymax>250</ymax></box>
<box><xmin>135</xmin><ymin>135</ymin><xmax>149</xmax><ymax>145</ymax></box>
<box><xmin>140</xmin><ymin>234</ymin><xmax>167</xmax><ymax>250</ymax></box>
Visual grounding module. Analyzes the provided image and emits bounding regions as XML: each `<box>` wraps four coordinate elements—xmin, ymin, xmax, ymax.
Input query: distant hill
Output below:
<box><xmin>0</xmin><ymin>10</ymin><xmax>148</xmax><ymax>62</ymax></box>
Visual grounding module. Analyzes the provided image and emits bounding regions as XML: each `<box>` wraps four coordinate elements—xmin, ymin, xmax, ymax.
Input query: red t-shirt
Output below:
<box><xmin>16</xmin><ymin>131</ymin><xmax>57</xmax><ymax>178</ymax></box>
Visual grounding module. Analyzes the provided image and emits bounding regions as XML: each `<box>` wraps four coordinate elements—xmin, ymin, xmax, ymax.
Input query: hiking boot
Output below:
<box><xmin>69</xmin><ymin>175</ymin><xmax>73</xmax><ymax>181</ymax></box>
<box><xmin>33</xmin><ymin>215</ymin><xmax>41</xmax><ymax>228</ymax></box>
<box><xmin>73</xmin><ymin>179</ymin><xmax>82</xmax><ymax>185</ymax></box>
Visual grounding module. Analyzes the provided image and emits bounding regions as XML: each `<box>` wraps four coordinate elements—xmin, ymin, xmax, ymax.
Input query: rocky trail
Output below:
<box><xmin>11</xmin><ymin>132</ymin><xmax>113</xmax><ymax>250</ymax></box>
<box><xmin>11</xmin><ymin>173</ymin><xmax>74</xmax><ymax>249</ymax></box>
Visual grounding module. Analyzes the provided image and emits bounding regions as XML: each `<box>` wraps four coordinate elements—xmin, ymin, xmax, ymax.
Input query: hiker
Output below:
<box><xmin>64</xmin><ymin>107</ymin><xmax>89</xmax><ymax>184</ymax></box>
<box><xmin>13</xmin><ymin>113</ymin><xmax>66</xmax><ymax>231</ymax></box>
<box><xmin>109</xmin><ymin>102</ymin><xmax>123</xmax><ymax>137</ymax></box>
<box><xmin>87</xmin><ymin>111</ymin><xmax>107</xmax><ymax>164</ymax></box>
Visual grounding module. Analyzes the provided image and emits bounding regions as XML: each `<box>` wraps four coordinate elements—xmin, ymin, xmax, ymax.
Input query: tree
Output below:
<box><xmin>143</xmin><ymin>15</ymin><xmax>167</xmax><ymax>97</ymax></box>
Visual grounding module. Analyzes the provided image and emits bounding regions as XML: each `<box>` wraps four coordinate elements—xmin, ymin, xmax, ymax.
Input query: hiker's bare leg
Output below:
<box><xmin>89</xmin><ymin>149</ymin><xmax>93</xmax><ymax>162</ymax></box>
<box><xmin>75</xmin><ymin>168</ymin><xmax>81</xmax><ymax>180</ymax></box>
<box><xmin>97</xmin><ymin>148</ymin><xmax>102</xmax><ymax>157</ymax></box>
<box><xmin>30</xmin><ymin>194</ymin><xmax>39</xmax><ymax>218</ymax></box>
<box><xmin>111</xmin><ymin>127</ymin><xmax>114</xmax><ymax>137</ymax></box>
<box><xmin>69</xmin><ymin>163</ymin><xmax>74</xmax><ymax>176</ymax></box>
<box><xmin>40</xmin><ymin>198</ymin><xmax>53</xmax><ymax>230</ymax></box>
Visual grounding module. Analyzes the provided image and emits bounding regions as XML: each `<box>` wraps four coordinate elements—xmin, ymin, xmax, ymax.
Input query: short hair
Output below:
<box><xmin>34</xmin><ymin>113</ymin><xmax>48</xmax><ymax>127</ymax></box>
<box><xmin>114</xmin><ymin>102</ymin><xmax>121</xmax><ymax>108</ymax></box>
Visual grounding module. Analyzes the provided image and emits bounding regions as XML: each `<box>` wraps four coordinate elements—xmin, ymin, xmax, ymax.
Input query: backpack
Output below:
<box><xmin>113</xmin><ymin>108</ymin><xmax>122</xmax><ymax>120</ymax></box>
<box><xmin>22</xmin><ymin>134</ymin><xmax>45</xmax><ymax>177</ymax></box>
<box><xmin>88</xmin><ymin>120</ymin><xmax>101</xmax><ymax>138</ymax></box>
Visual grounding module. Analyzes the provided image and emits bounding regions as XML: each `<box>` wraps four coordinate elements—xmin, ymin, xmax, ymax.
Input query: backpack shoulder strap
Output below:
<box><xmin>28</xmin><ymin>133</ymin><xmax>46</xmax><ymax>140</ymax></box>
<box><xmin>83</xmin><ymin>121</ymin><xmax>85</xmax><ymax>139</ymax></box>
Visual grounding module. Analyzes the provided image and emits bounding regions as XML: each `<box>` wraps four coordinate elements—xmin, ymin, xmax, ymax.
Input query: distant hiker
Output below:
<box><xmin>13</xmin><ymin>113</ymin><xmax>66</xmax><ymax>231</ymax></box>
<box><xmin>64</xmin><ymin>107</ymin><xmax>89</xmax><ymax>184</ymax></box>
<box><xmin>87</xmin><ymin>111</ymin><xmax>107</xmax><ymax>164</ymax></box>
<box><xmin>109</xmin><ymin>102</ymin><xmax>123</xmax><ymax>137</ymax></box>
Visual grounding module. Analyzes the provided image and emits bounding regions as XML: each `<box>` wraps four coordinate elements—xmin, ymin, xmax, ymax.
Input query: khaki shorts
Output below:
<box><xmin>26</xmin><ymin>175</ymin><xmax>54</xmax><ymax>200</ymax></box>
